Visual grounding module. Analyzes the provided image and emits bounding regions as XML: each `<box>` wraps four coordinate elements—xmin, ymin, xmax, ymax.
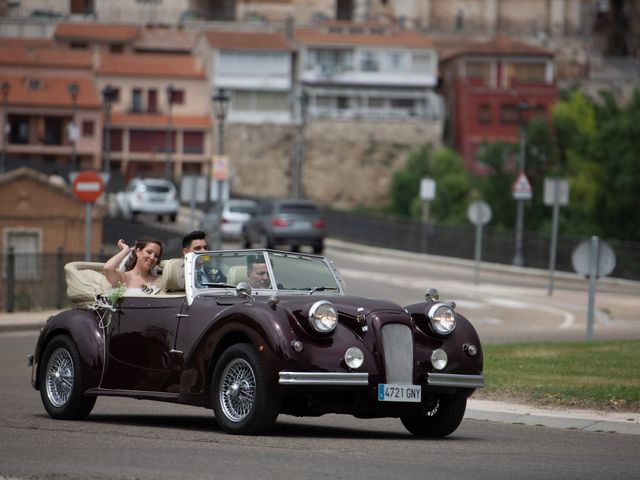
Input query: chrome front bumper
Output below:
<box><xmin>427</xmin><ymin>373</ymin><xmax>485</xmax><ymax>389</ymax></box>
<box><xmin>279</xmin><ymin>371</ymin><xmax>484</xmax><ymax>389</ymax></box>
<box><xmin>279</xmin><ymin>371</ymin><xmax>369</xmax><ymax>386</ymax></box>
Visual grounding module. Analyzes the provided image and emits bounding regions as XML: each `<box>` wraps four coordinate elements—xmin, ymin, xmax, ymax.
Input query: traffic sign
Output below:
<box><xmin>72</xmin><ymin>170</ymin><xmax>104</xmax><ymax>203</ymax></box>
<box><xmin>212</xmin><ymin>155</ymin><xmax>229</xmax><ymax>181</ymax></box>
<box><xmin>512</xmin><ymin>172</ymin><xmax>532</xmax><ymax>200</ymax></box>
<box><xmin>420</xmin><ymin>177</ymin><xmax>436</xmax><ymax>201</ymax></box>
<box><xmin>467</xmin><ymin>200</ymin><xmax>492</xmax><ymax>226</ymax></box>
<box><xmin>544</xmin><ymin>178</ymin><xmax>569</xmax><ymax>206</ymax></box>
<box><xmin>572</xmin><ymin>238</ymin><xmax>616</xmax><ymax>278</ymax></box>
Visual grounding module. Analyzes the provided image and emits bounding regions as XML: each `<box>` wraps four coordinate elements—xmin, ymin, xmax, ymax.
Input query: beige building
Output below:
<box><xmin>0</xmin><ymin>167</ymin><xmax>105</xmax><ymax>255</ymax></box>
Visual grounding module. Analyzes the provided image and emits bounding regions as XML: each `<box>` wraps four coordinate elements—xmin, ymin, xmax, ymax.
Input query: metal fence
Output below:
<box><xmin>321</xmin><ymin>209</ymin><xmax>640</xmax><ymax>281</ymax></box>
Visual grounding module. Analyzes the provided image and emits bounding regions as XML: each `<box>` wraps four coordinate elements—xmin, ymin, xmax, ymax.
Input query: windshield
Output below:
<box><xmin>190</xmin><ymin>250</ymin><xmax>341</xmax><ymax>294</ymax></box>
<box><xmin>267</xmin><ymin>251</ymin><xmax>340</xmax><ymax>292</ymax></box>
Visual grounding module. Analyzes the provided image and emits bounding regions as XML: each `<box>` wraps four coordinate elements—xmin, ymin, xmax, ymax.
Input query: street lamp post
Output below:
<box><xmin>292</xmin><ymin>89</ymin><xmax>308</xmax><ymax>198</ymax></box>
<box><xmin>512</xmin><ymin>100</ymin><xmax>530</xmax><ymax>267</ymax></box>
<box><xmin>0</xmin><ymin>81</ymin><xmax>10</xmax><ymax>174</ymax></box>
<box><xmin>67</xmin><ymin>82</ymin><xmax>80</xmax><ymax>173</ymax></box>
<box><xmin>164</xmin><ymin>84</ymin><xmax>174</xmax><ymax>181</ymax></box>
<box><xmin>101</xmin><ymin>84</ymin><xmax>116</xmax><ymax>176</ymax></box>
<box><xmin>211</xmin><ymin>88</ymin><xmax>230</xmax><ymax>250</ymax></box>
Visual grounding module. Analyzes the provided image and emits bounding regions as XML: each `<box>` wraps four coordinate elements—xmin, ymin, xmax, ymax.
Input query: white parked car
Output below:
<box><xmin>115</xmin><ymin>178</ymin><xmax>179</xmax><ymax>222</ymax></box>
<box><xmin>201</xmin><ymin>199</ymin><xmax>258</xmax><ymax>240</ymax></box>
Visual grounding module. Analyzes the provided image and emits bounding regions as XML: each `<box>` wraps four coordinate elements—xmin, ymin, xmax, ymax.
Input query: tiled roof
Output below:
<box><xmin>55</xmin><ymin>22</ymin><xmax>140</xmax><ymax>42</ymax></box>
<box><xmin>204</xmin><ymin>30</ymin><xmax>295</xmax><ymax>51</ymax></box>
<box><xmin>97</xmin><ymin>53</ymin><xmax>206</xmax><ymax>78</ymax></box>
<box><xmin>295</xmin><ymin>27</ymin><xmax>433</xmax><ymax>48</ymax></box>
<box><xmin>0</xmin><ymin>46</ymin><xmax>93</xmax><ymax>69</ymax></box>
<box><xmin>111</xmin><ymin>113</ymin><xmax>212</xmax><ymax>128</ymax></box>
<box><xmin>0</xmin><ymin>75</ymin><xmax>100</xmax><ymax>108</ymax></box>
<box><xmin>134</xmin><ymin>27</ymin><xmax>198</xmax><ymax>53</ymax></box>
<box><xmin>441</xmin><ymin>36</ymin><xmax>554</xmax><ymax>61</ymax></box>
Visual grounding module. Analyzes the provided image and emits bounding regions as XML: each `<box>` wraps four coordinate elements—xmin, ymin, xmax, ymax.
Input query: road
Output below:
<box><xmin>2</xmin><ymin>331</ymin><xmax>639</xmax><ymax>480</ymax></box>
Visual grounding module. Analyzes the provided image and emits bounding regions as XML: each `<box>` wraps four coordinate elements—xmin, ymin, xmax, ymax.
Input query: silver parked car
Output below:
<box><xmin>115</xmin><ymin>178</ymin><xmax>179</xmax><ymax>222</ymax></box>
<box><xmin>201</xmin><ymin>199</ymin><xmax>259</xmax><ymax>240</ymax></box>
<box><xmin>241</xmin><ymin>198</ymin><xmax>325</xmax><ymax>253</ymax></box>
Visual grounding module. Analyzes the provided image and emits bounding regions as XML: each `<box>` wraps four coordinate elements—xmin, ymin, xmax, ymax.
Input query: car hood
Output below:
<box><xmin>275</xmin><ymin>294</ymin><xmax>404</xmax><ymax>319</ymax></box>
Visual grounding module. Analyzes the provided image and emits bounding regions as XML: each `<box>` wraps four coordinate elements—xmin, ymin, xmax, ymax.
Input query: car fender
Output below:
<box><xmin>179</xmin><ymin>302</ymin><xmax>293</xmax><ymax>398</ymax></box>
<box><xmin>32</xmin><ymin>309</ymin><xmax>105</xmax><ymax>391</ymax></box>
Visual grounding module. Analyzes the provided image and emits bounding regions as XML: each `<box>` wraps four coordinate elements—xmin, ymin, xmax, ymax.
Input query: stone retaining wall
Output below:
<box><xmin>225</xmin><ymin>119</ymin><xmax>442</xmax><ymax>209</ymax></box>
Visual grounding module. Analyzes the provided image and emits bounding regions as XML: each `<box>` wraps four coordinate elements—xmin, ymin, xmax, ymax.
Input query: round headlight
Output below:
<box><xmin>344</xmin><ymin>347</ymin><xmax>364</xmax><ymax>369</ymax></box>
<box><xmin>308</xmin><ymin>300</ymin><xmax>338</xmax><ymax>333</ymax></box>
<box><xmin>427</xmin><ymin>303</ymin><xmax>456</xmax><ymax>335</ymax></box>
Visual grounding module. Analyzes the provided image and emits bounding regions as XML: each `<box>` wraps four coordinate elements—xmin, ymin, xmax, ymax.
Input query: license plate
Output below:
<box><xmin>377</xmin><ymin>384</ymin><xmax>422</xmax><ymax>402</ymax></box>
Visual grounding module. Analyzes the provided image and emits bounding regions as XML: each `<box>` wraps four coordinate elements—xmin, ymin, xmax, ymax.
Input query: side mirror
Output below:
<box><xmin>236</xmin><ymin>282</ymin><xmax>253</xmax><ymax>299</ymax></box>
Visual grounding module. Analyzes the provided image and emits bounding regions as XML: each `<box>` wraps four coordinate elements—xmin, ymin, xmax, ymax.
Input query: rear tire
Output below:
<box><xmin>211</xmin><ymin>344</ymin><xmax>280</xmax><ymax>435</ymax></box>
<box><xmin>312</xmin><ymin>241</ymin><xmax>324</xmax><ymax>254</ymax></box>
<box><xmin>39</xmin><ymin>335</ymin><xmax>96</xmax><ymax>420</ymax></box>
<box><xmin>260</xmin><ymin>232</ymin><xmax>274</xmax><ymax>249</ymax></box>
<box><xmin>241</xmin><ymin>230</ymin><xmax>251</xmax><ymax>249</ymax></box>
<box><xmin>400</xmin><ymin>395</ymin><xmax>467</xmax><ymax>438</ymax></box>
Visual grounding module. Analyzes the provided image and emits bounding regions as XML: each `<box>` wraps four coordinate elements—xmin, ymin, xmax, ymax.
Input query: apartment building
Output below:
<box><xmin>199</xmin><ymin>29</ymin><xmax>296</xmax><ymax>124</ymax></box>
<box><xmin>95</xmin><ymin>51</ymin><xmax>211</xmax><ymax>185</ymax></box>
<box><xmin>295</xmin><ymin>21</ymin><xmax>442</xmax><ymax>121</ymax></box>
<box><xmin>440</xmin><ymin>36</ymin><xmax>557</xmax><ymax>173</ymax></box>
<box><xmin>0</xmin><ymin>42</ymin><xmax>102</xmax><ymax>175</ymax></box>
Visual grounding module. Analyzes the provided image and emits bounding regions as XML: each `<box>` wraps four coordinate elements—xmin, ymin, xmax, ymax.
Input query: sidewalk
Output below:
<box><xmin>3</xmin><ymin>308</ymin><xmax>638</xmax><ymax>436</ymax></box>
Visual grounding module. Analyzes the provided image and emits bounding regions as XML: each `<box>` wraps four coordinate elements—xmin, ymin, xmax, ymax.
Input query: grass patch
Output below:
<box><xmin>475</xmin><ymin>340</ymin><xmax>640</xmax><ymax>411</ymax></box>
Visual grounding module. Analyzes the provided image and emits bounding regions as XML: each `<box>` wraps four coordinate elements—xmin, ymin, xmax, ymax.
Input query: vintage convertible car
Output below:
<box><xmin>29</xmin><ymin>249</ymin><xmax>484</xmax><ymax>437</ymax></box>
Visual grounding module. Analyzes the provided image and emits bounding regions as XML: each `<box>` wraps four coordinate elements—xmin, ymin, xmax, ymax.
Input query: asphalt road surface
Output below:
<box><xmin>2</xmin><ymin>332</ymin><xmax>639</xmax><ymax>480</ymax></box>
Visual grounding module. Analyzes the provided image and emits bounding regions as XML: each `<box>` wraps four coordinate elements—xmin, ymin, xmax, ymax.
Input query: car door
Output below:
<box><xmin>101</xmin><ymin>296</ymin><xmax>186</xmax><ymax>393</ymax></box>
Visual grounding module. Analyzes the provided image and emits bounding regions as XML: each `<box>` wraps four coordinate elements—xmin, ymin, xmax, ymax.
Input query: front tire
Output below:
<box><xmin>211</xmin><ymin>344</ymin><xmax>280</xmax><ymax>435</ymax></box>
<box><xmin>400</xmin><ymin>395</ymin><xmax>467</xmax><ymax>438</ymax></box>
<box><xmin>39</xmin><ymin>335</ymin><xmax>96</xmax><ymax>420</ymax></box>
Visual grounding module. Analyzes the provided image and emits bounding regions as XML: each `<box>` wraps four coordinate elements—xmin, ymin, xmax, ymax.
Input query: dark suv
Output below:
<box><xmin>241</xmin><ymin>199</ymin><xmax>325</xmax><ymax>253</ymax></box>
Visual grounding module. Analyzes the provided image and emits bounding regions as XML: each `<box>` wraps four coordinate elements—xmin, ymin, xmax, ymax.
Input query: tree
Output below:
<box><xmin>387</xmin><ymin>145</ymin><xmax>471</xmax><ymax>224</ymax></box>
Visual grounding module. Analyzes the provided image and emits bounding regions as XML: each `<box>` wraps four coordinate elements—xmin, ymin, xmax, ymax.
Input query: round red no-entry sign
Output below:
<box><xmin>72</xmin><ymin>171</ymin><xmax>104</xmax><ymax>203</ymax></box>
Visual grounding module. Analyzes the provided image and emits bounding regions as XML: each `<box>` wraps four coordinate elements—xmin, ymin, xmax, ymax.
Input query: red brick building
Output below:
<box><xmin>440</xmin><ymin>37</ymin><xmax>557</xmax><ymax>173</ymax></box>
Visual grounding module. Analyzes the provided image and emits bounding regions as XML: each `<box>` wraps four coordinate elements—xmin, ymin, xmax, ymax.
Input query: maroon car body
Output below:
<box><xmin>30</xmin><ymin>249</ymin><xmax>484</xmax><ymax>436</ymax></box>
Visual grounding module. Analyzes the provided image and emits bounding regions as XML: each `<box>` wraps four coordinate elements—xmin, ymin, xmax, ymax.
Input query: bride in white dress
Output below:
<box><xmin>103</xmin><ymin>237</ymin><xmax>163</xmax><ymax>294</ymax></box>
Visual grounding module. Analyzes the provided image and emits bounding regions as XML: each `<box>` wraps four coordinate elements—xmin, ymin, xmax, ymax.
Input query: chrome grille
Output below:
<box><xmin>381</xmin><ymin>323</ymin><xmax>413</xmax><ymax>383</ymax></box>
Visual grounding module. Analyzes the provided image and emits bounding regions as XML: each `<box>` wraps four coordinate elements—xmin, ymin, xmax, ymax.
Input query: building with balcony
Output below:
<box><xmin>199</xmin><ymin>30</ymin><xmax>295</xmax><ymax>124</ymax></box>
<box><xmin>95</xmin><ymin>52</ymin><xmax>211</xmax><ymax>185</ymax></box>
<box><xmin>295</xmin><ymin>21</ymin><xmax>443</xmax><ymax>121</ymax></box>
<box><xmin>0</xmin><ymin>42</ymin><xmax>102</xmax><ymax>175</ymax></box>
<box><xmin>439</xmin><ymin>36</ymin><xmax>558</xmax><ymax>173</ymax></box>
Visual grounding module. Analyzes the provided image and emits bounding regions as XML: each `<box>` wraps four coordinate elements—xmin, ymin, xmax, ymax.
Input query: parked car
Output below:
<box><xmin>201</xmin><ymin>199</ymin><xmax>259</xmax><ymax>241</ymax></box>
<box><xmin>29</xmin><ymin>249</ymin><xmax>484</xmax><ymax>437</ymax></box>
<box><xmin>242</xmin><ymin>199</ymin><xmax>325</xmax><ymax>253</ymax></box>
<box><xmin>115</xmin><ymin>178</ymin><xmax>179</xmax><ymax>222</ymax></box>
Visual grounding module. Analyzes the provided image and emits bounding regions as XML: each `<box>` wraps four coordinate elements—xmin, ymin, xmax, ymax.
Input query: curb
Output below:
<box><xmin>466</xmin><ymin>399</ymin><xmax>640</xmax><ymax>436</ymax></box>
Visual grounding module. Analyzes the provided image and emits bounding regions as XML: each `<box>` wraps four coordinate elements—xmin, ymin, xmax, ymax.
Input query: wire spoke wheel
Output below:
<box><xmin>39</xmin><ymin>335</ymin><xmax>96</xmax><ymax>420</ymax></box>
<box><xmin>211</xmin><ymin>344</ymin><xmax>281</xmax><ymax>435</ymax></box>
<box><xmin>219</xmin><ymin>358</ymin><xmax>256</xmax><ymax>422</ymax></box>
<box><xmin>45</xmin><ymin>347</ymin><xmax>75</xmax><ymax>408</ymax></box>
